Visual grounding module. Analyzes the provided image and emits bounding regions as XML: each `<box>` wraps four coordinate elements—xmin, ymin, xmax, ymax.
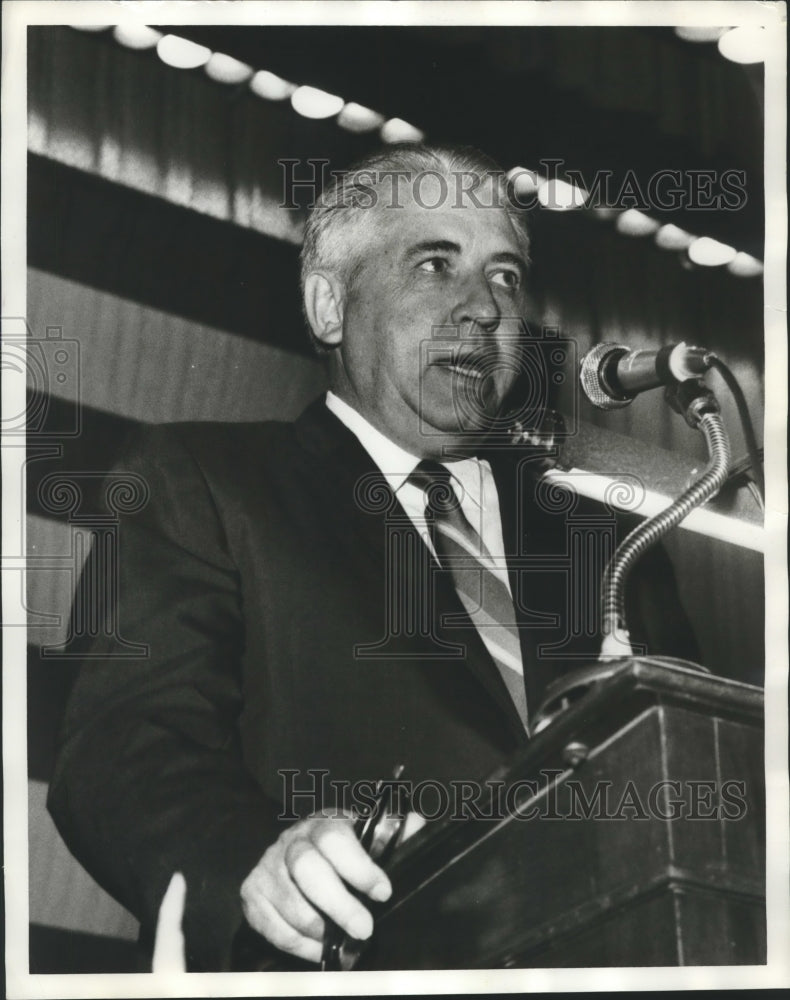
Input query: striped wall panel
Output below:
<box><xmin>26</xmin><ymin>515</ymin><xmax>87</xmax><ymax>652</ymax></box>
<box><xmin>28</xmin><ymin>26</ymin><xmax>307</xmax><ymax>243</ymax></box>
<box><xmin>28</xmin><ymin>155</ymin><xmax>309</xmax><ymax>353</ymax></box>
<box><xmin>27</xmin><ymin>269</ymin><xmax>327</xmax><ymax>425</ymax></box>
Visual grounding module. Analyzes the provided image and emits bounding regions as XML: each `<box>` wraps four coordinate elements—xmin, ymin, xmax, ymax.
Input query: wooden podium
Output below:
<box><xmin>354</xmin><ymin>660</ymin><xmax>765</xmax><ymax>969</ymax></box>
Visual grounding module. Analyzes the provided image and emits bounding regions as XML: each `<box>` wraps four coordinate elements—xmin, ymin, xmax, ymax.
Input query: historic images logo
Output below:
<box><xmin>279</xmin><ymin>769</ymin><xmax>748</xmax><ymax>823</ymax></box>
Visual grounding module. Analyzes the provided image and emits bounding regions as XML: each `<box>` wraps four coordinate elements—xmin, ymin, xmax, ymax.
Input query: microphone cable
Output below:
<box><xmin>706</xmin><ymin>355</ymin><xmax>765</xmax><ymax>506</ymax></box>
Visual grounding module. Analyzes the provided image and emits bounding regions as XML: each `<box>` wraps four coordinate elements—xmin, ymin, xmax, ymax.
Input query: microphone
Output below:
<box><xmin>580</xmin><ymin>342</ymin><xmax>712</xmax><ymax>410</ymax></box>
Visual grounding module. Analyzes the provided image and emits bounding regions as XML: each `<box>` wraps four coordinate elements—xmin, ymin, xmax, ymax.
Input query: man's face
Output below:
<box><xmin>331</xmin><ymin>181</ymin><xmax>529</xmax><ymax>457</ymax></box>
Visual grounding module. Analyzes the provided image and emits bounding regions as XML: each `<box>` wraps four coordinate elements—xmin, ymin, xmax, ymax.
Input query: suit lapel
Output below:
<box><xmin>294</xmin><ymin>400</ymin><xmax>529</xmax><ymax>743</ymax></box>
<box><xmin>490</xmin><ymin>448</ymin><xmax>604</xmax><ymax>717</ymax></box>
<box><xmin>294</xmin><ymin>399</ymin><xmax>396</xmax><ymax>573</ymax></box>
<box><xmin>489</xmin><ymin>449</ymin><xmax>566</xmax><ymax>727</ymax></box>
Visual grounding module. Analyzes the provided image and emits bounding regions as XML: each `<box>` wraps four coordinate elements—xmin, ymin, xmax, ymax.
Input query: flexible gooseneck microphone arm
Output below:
<box><xmin>599</xmin><ymin>380</ymin><xmax>731</xmax><ymax>659</ymax></box>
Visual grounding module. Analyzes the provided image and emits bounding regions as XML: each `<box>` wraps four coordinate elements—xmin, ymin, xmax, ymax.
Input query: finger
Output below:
<box><xmin>243</xmin><ymin>854</ymin><xmax>325</xmax><ymax>942</ymax></box>
<box><xmin>286</xmin><ymin>838</ymin><xmax>375</xmax><ymax>941</ymax></box>
<box><xmin>152</xmin><ymin>872</ymin><xmax>187</xmax><ymax>973</ymax></box>
<box><xmin>311</xmin><ymin>821</ymin><xmax>392</xmax><ymax>902</ymax></box>
<box><xmin>317</xmin><ymin>808</ymin><xmax>424</xmax><ymax>849</ymax></box>
<box><xmin>402</xmin><ymin>811</ymin><xmax>427</xmax><ymax>841</ymax></box>
<box><xmin>262</xmin><ymin>859</ymin><xmax>326</xmax><ymax>941</ymax></box>
<box><xmin>243</xmin><ymin>892</ymin><xmax>323</xmax><ymax>964</ymax></box>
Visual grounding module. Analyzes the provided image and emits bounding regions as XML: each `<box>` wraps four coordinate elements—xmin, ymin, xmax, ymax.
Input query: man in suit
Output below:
<box><xmin>48</xmin><ymin>144</ymin><xmax>697</xmax><ymax>971</ymax></box>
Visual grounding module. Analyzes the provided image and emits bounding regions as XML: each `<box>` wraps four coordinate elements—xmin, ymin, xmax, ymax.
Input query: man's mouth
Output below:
<box><xmin>435</xmin><ymin>348</ymin><xmax>491</xmax><ymax>381</ymax></box>
<box><xmin>445</xmin><ymin>362</ymin><xmax>485</xmax><ymax>380</ymax></box>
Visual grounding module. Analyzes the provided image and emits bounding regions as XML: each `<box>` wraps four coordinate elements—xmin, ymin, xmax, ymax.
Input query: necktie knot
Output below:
<box><xmin>408</xmin><ymin>460</ymin><xmax>463</xmax><ymax>517</ymax></box>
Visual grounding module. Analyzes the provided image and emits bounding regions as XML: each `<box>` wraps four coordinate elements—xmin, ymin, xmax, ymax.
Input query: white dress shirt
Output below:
<box><xmin>325</xmin><ymin>391</ymin><xmax>514</xmax><ymax>594</ymax></box>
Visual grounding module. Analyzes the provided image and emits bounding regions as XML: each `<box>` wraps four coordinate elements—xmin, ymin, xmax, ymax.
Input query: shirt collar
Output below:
<box><xmin>326</xmin><ymin>391</ymin><xmax>420</xmax><ymax>493</ymax></box>
<box><xmin>325</xmin><ymin>391</ymin><xmax>488</xmax><ymax>508</ymax></box>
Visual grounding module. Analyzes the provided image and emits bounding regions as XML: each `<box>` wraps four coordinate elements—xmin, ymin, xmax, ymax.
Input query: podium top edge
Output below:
<box><xmin>612</xmin><ymin>657</ymin><xmax>763</xmax><ymax>713</ymax></box>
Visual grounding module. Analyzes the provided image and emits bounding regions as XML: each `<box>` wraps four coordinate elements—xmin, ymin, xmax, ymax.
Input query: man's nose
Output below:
<box><xmin>450</xmin><ymin>274</ymin><xmax>501</xmax><ymax>334</ymax></box>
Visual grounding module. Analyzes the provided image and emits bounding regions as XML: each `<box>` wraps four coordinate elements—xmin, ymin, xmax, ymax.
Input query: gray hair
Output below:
<box><xmin>299</xmin><ymin>143</ymin><xmax>530</xmax><ymax>352</ymax></box>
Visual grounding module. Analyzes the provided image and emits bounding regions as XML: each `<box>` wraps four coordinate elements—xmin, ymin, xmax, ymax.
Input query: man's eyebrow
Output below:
<box><xmin>490</xmin><ymin>251</ymin><xmax>528</xmax><ymax>274</ymax></box>
<box><xmin>403</xmin><ymin>240</ymin><xmax>462</xmax><ymax>260</ymax></box>
<box><xmin>403</xmin><ymin>242</ymin><xmax>528</xmax><ymax>274</ymax></box>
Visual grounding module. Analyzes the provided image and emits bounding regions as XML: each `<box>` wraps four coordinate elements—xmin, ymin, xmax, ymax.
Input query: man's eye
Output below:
<box><xmin>490</xmin><ymin>269</ymin><xmax>520</xmax><ymax>290</ymax></box>
<box><xmin>418</xmin><ymin>258</ymin><xmax>448</xmax><ymax>274</ymax></box>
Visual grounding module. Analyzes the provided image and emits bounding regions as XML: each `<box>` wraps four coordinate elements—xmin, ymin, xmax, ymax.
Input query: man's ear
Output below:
<box><xmin>303</xmin><ymin>271</ymin><xmax>345</xmax><ymax>349</ymax></box>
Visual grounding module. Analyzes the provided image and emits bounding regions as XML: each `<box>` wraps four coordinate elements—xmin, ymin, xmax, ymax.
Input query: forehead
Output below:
<box><xmin>370</xmin><ymin>187</ymin><xmax>523</xmax><ymax>257</ymax></box>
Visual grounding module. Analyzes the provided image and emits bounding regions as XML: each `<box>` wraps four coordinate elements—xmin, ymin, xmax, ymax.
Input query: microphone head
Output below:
<box><xmin>579</xmin><ymin>342</ymin><xmax>633</xmax><ymax>410</ymax></box>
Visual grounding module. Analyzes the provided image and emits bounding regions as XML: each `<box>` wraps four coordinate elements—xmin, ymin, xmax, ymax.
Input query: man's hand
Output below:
<box><xmin>152</xmin><ymin>872</ymin><xmax>187</xmax><ymax>973</ymax></box>
<box><xmin>240</xmin><ymin>813</ymin><xmax>393</xmax><ymax>964</ymax></box>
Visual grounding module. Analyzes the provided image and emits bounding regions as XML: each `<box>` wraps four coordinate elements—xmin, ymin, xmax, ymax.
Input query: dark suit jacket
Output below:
<box><xmin>48</xmin><ymin>398</ymin><xmax>698</xmax><ymax>970</ymax></box>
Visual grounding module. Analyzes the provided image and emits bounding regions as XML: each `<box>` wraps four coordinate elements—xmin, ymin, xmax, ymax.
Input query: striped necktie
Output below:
<box><xmin>409</xmin><ymin>460</ymin><xmax>529</xmax><ymax>732</ymax></box>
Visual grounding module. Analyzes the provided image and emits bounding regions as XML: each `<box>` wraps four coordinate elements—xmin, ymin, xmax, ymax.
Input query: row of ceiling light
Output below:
<box><xmin>674</xmin><ymin>25</ymin><xmax>771</xmax><ymax>64</ymax></box>
<box><xmin>507</xmin><ymin>172</ymin><xmax>763</xmax><ymax>277</ymax></box>
<box><xmin>74</xmin><ymin>24</ymin><xmax>762</xmax><ymax>277</ymax></box>
<box><xmin>76</xmin><ymin>24</ymin><xmax>424</xmax><ymax>142</ymax></box>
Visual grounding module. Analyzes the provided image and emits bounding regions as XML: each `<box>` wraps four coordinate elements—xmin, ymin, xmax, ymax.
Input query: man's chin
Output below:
<box><xmin>417</xmin><ymin>405</ymin><xmax>507</xmax><ymax>449</ymax></box>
